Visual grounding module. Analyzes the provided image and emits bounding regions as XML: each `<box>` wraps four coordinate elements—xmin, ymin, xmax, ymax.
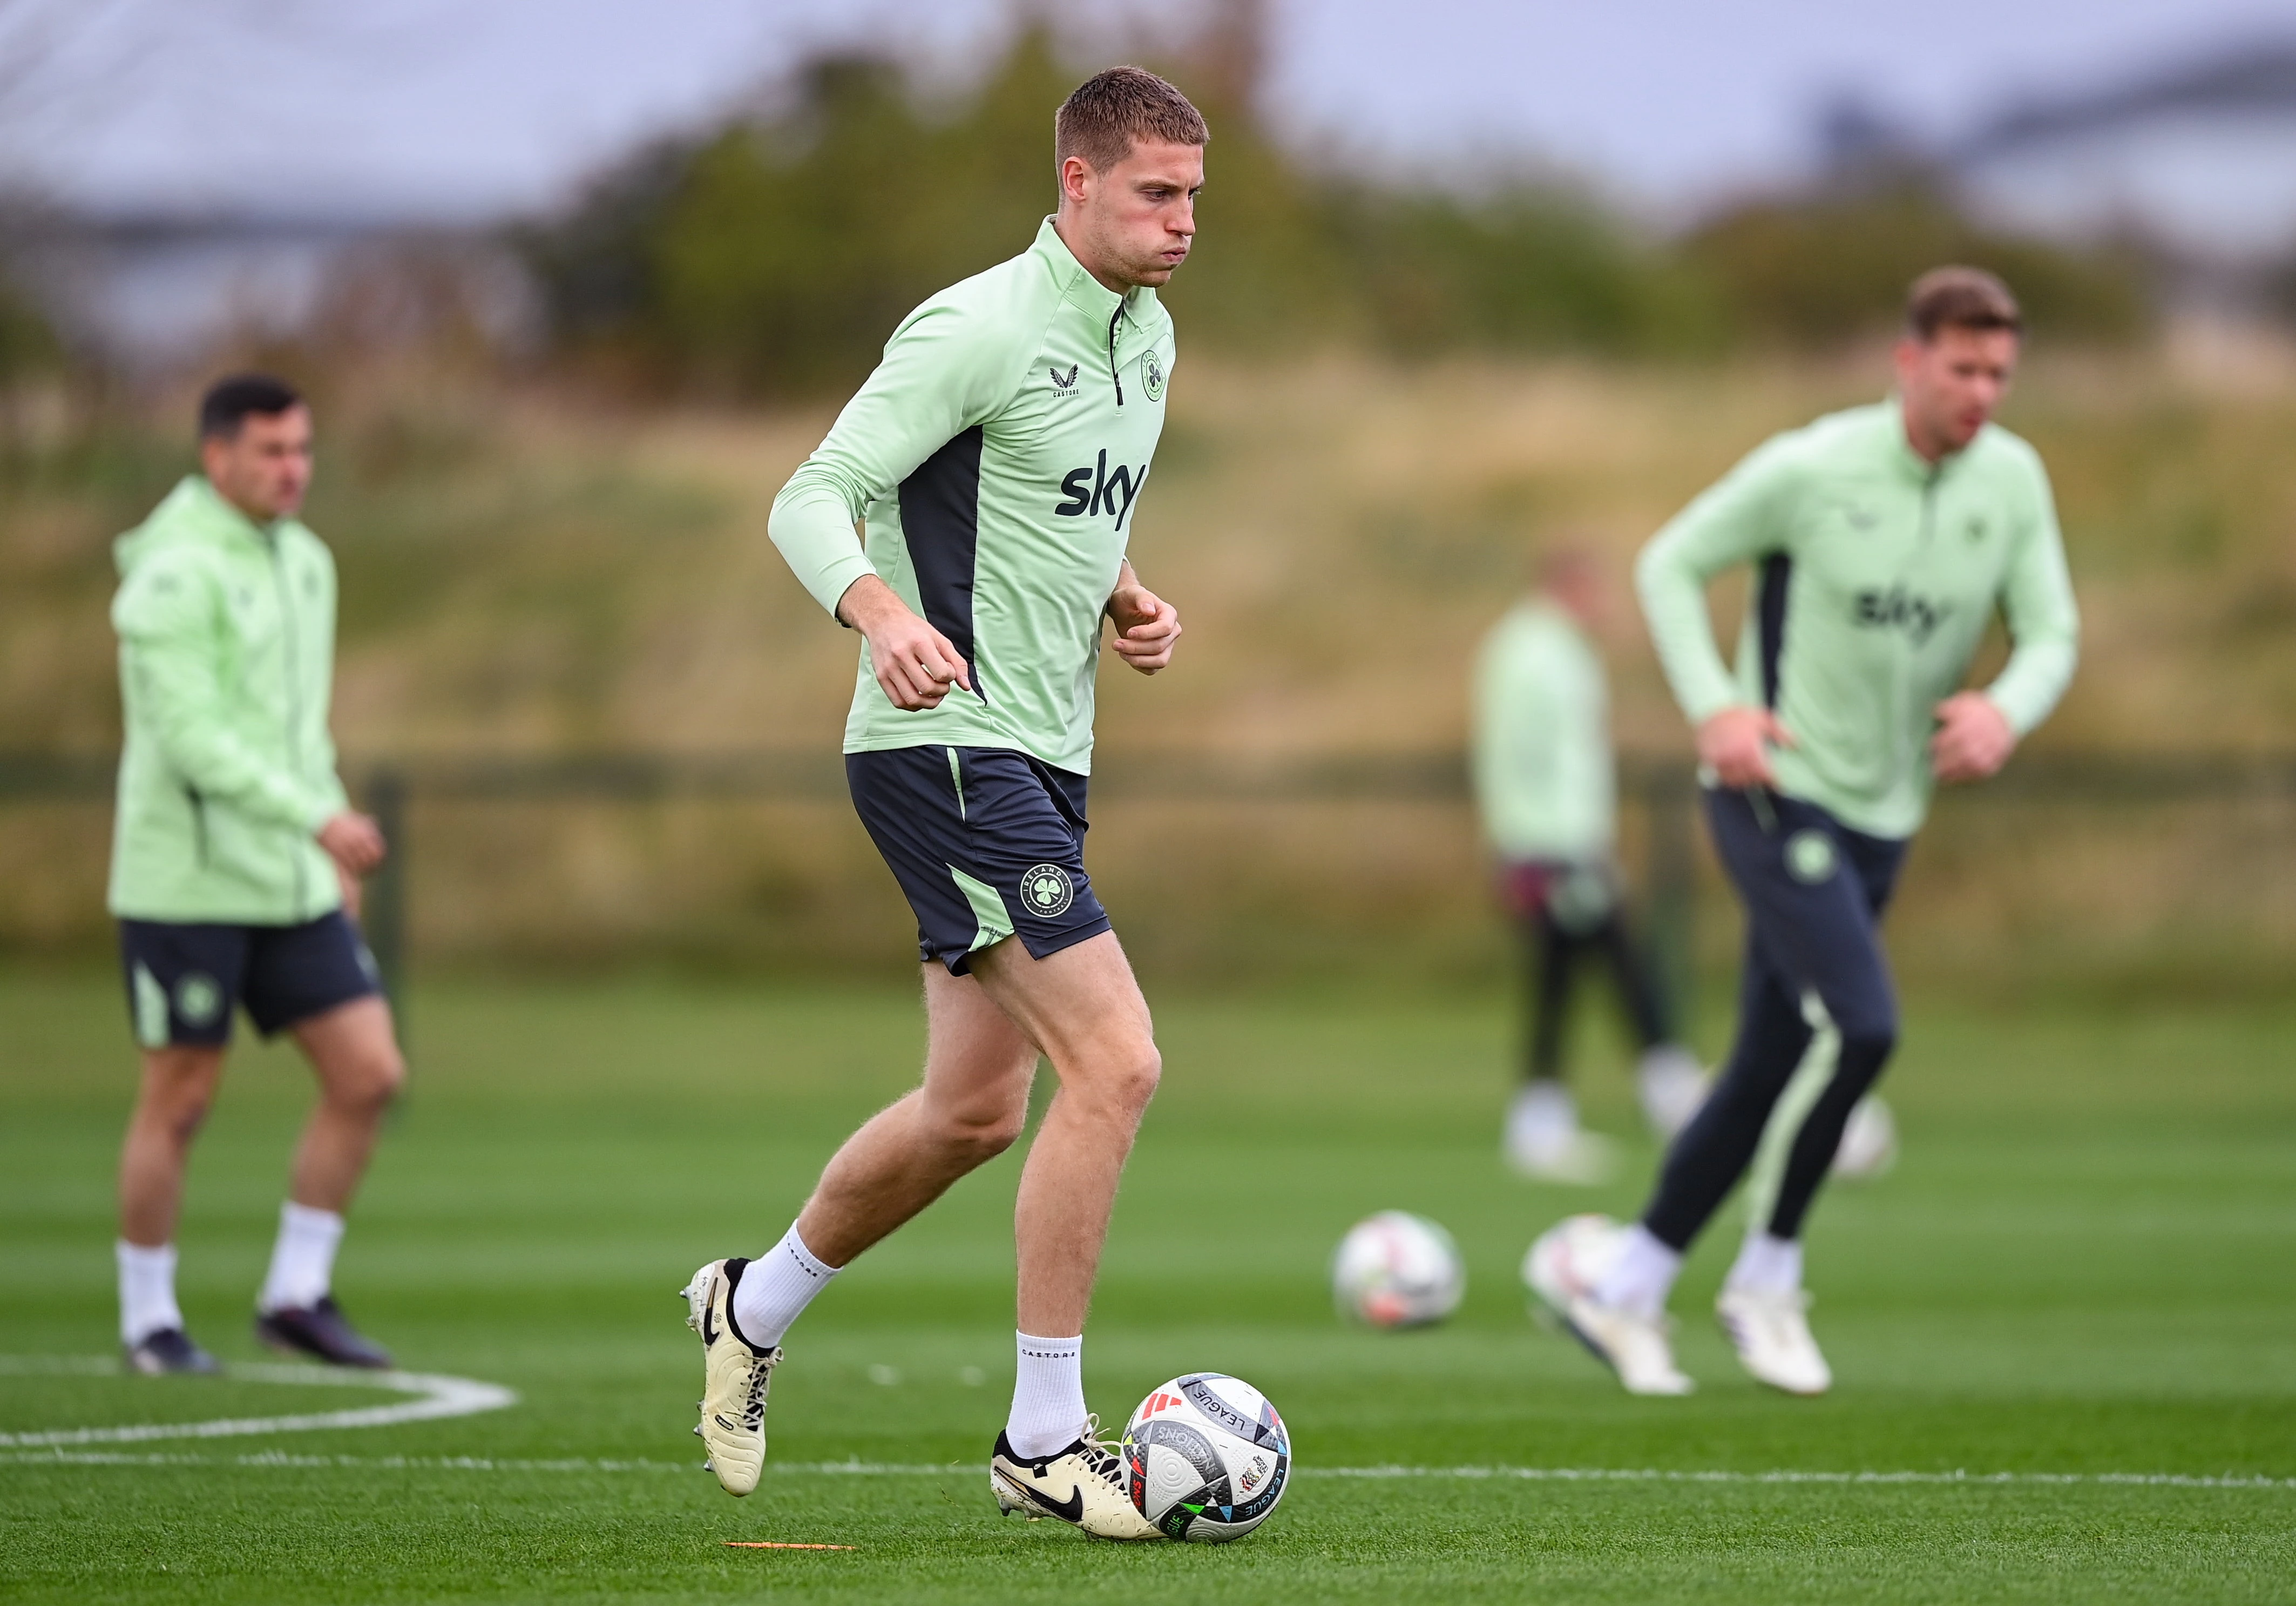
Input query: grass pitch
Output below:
<box><xmin>3</xmin><ymin>969</ymin><xmax>2293</xmax><ymax>1603</ymax></box>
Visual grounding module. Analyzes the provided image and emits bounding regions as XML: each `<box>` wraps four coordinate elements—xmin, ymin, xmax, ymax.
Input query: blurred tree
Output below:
<box><xmin>524</xmin><ymin>34</ymin><xmax>1070</xmax><ymax>396</ymax></box>
<box><xmin>521</xmin><ymin>23</ymin><xmax>1717</xmax><ymax>395</ymax></box>
<box><xmin>1684</xmin><ymin>180</ymin><xmax>2152</xmax><ymax>346</ymax></box>
<box><xmin>0</xmin><ymin>271</ymin><xmax>60</xmax><ymax>383</ymax></box>
<box><xmin>1332</xmin><ymin>187</ymin><xmax>1723</xmax><ymax>357</ymax></box>
<box><xmin>521</xmin><ymin>22</ymin><xmax>2149</xmax><ymax>396</ymax></box>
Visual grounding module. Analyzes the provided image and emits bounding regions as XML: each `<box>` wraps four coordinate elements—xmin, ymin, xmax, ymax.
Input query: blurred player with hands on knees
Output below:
<box><xmin>681</xmin><ymin>67</ymin><xmax>1200</xmax><ymax>1540</ymax></box>
<box><xmin>109</xmin><ymin>375</ymin><xmax>405</xmax><ymax>1374</ymax></box>
<box><xmin>1529</xmin><ymin>268</ymin><xmax>2078</xmax><ymax>1398</ymax></box>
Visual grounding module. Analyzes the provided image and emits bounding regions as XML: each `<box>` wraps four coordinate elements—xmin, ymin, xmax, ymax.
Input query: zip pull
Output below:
<box><xmin>1107</xmin><ymin>303</ymin><xmax>1125</xmax><ymax>406</ymax></box>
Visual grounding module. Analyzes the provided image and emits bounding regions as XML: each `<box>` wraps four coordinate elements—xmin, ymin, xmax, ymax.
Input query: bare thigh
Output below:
<box><xmin>919</xmin><ymin>964</ymin><xmax>1041</xmax><ymax>1131</ymax></box>
<box><xmin>967</xmin><ymin>931</ymin><xmax>1155</xmax><ymax>1098</ymax></box>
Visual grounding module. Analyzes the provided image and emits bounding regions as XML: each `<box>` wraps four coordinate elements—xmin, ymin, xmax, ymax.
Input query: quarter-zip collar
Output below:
<box><xmin>1032</xmin><ymin>217</ymin><xmax>1160</xmax><ymax>408</ymax></box>
<box><xmin>1881</xmin><ymin>393</ymin><xmax>1981</xmax><ymax>486</ymax></box>
<box><xmin>1033</xmin><ymin>215</ymin><xmax>1140</xmax><ymax>324</ymax></box>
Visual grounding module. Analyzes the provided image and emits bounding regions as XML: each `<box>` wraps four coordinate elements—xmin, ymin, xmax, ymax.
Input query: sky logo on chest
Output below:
<box><xmin>1852</xmin><ymin>584</ymin><xmax>1954</xmax><ymax>645</ymax></box>
<box><xmin>1055</xmin><ymin>449</ymin><xmax>1149</xmax><ymax>530</ymax></box>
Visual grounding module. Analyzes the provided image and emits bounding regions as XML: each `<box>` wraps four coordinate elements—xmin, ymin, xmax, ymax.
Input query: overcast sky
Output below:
<box><xmin>3</xmin><ymin>0</ymin><xmax>2290</xmax><ymax>222</ymax></box>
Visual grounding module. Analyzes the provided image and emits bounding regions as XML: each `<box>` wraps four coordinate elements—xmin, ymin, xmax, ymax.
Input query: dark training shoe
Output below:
<box><xmin>254</xmin><ymin>1297</ymin><xmax>393</xmax><ymax>1368</ymax></box>
<box><xmin>124</xmin><ymin>1327</ymin><xmax>223</xmax><ymax>1375</ymax></box>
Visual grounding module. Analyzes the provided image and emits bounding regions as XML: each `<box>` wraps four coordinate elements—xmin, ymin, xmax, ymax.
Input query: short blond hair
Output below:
<box><xmin>1054</xmin><ymin>66</ymin><xmax>1208</xmax><ymax>175</ymax></box>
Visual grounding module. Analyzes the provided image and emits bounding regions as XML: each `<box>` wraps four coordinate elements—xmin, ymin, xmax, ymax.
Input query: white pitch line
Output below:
<box><xmin>1</xmin><ymin>1449</ymin><xmax>2290</xmax><ymax>1492</ymax></box>
<box><xmin>0</xmin><ymin>1355</ymin><xmax>516</xmax><ymax>1448</ymax></box>
<box><xmin>1308</xmin><ymin>1465</ymin><xmax>2296</xmax><ymax>1492</ymax></box>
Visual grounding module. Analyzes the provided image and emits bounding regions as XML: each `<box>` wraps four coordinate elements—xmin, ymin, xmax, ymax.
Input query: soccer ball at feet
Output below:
<box><xmin>1522</xmin><ymin>1211</ymin><xmax>1628</xmax><ymax>1313</ymax></box>
<box><xmin>1331</xmin><ymin>1210</ymin><xmax>1466</xmax><ymax>1328</ymax></box>
<box><xmin>1121</xmin><ymin>1373</ymin><xmax>1290</xmax><ymax>1541</ymax></box>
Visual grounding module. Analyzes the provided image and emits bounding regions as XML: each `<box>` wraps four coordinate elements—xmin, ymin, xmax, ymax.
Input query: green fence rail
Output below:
<box><xmin>7</xmin><ymin>749</ymin><xmax>2293</xmax><ymax>1019</ymax></box>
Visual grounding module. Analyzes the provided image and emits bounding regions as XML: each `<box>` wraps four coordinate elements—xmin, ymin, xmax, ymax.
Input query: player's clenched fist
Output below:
<box><xmin>1930</xmin><ymin>691</ymin><xmax>2016</xmax><ymax>783</ymax></box>
<box><xmin>1106</xmin><ymin>571</ymin><xmax>1180</xmax><ymax>675</ymax></box>
<box><xmin>838</xmin><ymin>575</ymin><xmax>972</xmax><ymax>711</ymax></box>
<box><xmin>316</xmin><ymin>811</ymin><xmax>388</xmax><ymax>874</ymax></box>
<box><xmin>1697</xmin><ymin>706</ymin><xmax>1794</xmax><ymax>789</ymax></box>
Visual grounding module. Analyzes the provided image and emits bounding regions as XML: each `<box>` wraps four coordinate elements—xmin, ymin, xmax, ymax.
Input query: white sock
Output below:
<box><xmin>258</xmin><ymin>1202</ymin><xmax>346</xmax><ymax>1314</ymax></box>
<box><xmin>1725</xmin><ymin>1232</ymin><xmax>1803</xmax><ymax>1298</ymax></box>
<box><xmin>117</xmin><ymin>1240</ymin><xmax>184</xmax><ymax>1345</ymax></box>
<box><xmin>1592</xmin><ymin>1224</ymin><xmax>1682</xmax><ymax>1320</ymax></box>
<box><xmin>1509</xmin><ymin>1080</ymin><xmax>1577</xmax><ymax>1136</ymax></box>
<box><xmin>729</xmin><ymin>1224</ymin><xmax>839</xmax><ymax>1351</ymax></box>
<box><xmin>1007</xmin><ymin>1332</ymin><xmax>1088</xmax><ymax>1459</ymax></box>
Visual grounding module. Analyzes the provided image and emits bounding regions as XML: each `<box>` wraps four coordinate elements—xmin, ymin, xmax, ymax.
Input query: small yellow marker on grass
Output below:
<box><xmin>722</xmin><ymin>1541</ymin><xmax>855</xmax><ymax>1551</ymax></box>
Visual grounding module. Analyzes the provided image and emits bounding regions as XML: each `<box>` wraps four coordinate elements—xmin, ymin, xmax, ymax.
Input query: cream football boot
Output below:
<box><xmin>682</xmin><ymin>1258</ymin><xmax>781</xmax><ymax>1496</ymax></box>
<box><xmin>991</xmin><ymin>1417</ymin><xmax>1161</xmax><ymax>1541</ymax></box>
<box><xmin>1524</xmin><ymin>1216</ymin><xmax>1695</xmax><ymax>1397</ymax></box>
<box><xmin>1554</xmin><ymin>1292</ymin><xmax>1696</xmax><ymax>1396</ymax></box>
<box><xmin>1716</xmin><ymin>1286</ymin><xmax>1832</xmax><ymax>1395</ymax></box>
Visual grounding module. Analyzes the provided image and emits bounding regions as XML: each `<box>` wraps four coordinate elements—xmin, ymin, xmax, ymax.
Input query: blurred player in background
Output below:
<box><xmin>680</xmin><ymin>68</ymin><xmax>1199</xmax><ymax>1540</ymax></box>
<box><xmin>1529</xmin><ymin>268</ymin><xmax>2078</xmax><ymax>1396</ymax></box>
<box><xmin>109</xmin><ymin>375</ymin><xmax>404</xmax><ymax>1374</ymax></box>
<box><xmin>1473</xmin><ymin>545</ymin><xmax>1704</xmax><ymax>1183</ymax></box>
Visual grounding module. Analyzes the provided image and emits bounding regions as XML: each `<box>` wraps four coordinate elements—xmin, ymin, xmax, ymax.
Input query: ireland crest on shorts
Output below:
<box><xmin>1021</xmin><ymin>863</ymin><xmax>1075</xmax><ymax>917</ymax></box>
<box><xmin>1140</xmin><ymin>348</ymin><xmax>1166</xmax><ymax>402</ymax></box>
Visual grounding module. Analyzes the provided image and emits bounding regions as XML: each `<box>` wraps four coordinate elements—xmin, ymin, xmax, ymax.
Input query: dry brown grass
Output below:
<box><xmin>3</xmin><ymin>350</ymin><xmax>2292</xmax><ymax>987</ymax></box>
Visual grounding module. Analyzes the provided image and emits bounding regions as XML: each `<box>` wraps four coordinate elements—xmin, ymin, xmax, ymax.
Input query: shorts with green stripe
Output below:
<box><xmin>844</xmin><ymin>745</ymin><xmax>1110</xmax><ymax>975</ymax></box>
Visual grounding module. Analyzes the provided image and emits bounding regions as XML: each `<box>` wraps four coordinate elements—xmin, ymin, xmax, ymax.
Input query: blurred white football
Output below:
<box><xmin>1121</xmin><ymin>1373</ymin><xmax>1291</xmax><ymax>1542</ymax></box>
<box><xmin>1832</xmin><ymin>1094</ymin><xmax>1898</xmax><ymax>1179</ymax></box>
<box><xmin>1331</xmin><ymin>1210</ymin><xmax>1465</xmax><ymax>1328</ymax></box>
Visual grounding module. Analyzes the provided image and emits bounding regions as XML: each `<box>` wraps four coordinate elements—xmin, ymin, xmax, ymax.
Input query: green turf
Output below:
<box><xmin>3</xmin><ymin>969</ymin><xmax>2293</xmax><ymax>1603</ymax></box>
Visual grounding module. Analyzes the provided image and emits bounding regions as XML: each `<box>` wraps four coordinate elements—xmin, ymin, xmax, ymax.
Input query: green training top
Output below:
<box><xmin>769</xmin><ymin>217</ymin><xmax>1176</xmax><ymax>775</ymax></box>
<box><xmin>109</xmin><ymin>475</ymin><xmax>350</xmax><ymax>925</ymax></box>
<box><xmin>1472</xmin><ymin>597</ymin><xmax>1615</xmax><ymax>862</ymax></box>
<box><xmin>1636</xmin><ymin>400</ymin><xmax>2078</xmax><ymax>839</ymax></box>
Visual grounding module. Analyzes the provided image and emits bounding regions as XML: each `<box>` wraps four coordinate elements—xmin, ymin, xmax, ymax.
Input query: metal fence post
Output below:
<box><xmin>363</xmin><ymin>765</ymin><xmax>410</xmax><ymax>1042</ymax></box>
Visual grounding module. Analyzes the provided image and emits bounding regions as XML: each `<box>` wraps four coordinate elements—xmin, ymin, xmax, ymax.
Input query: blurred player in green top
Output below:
<box><xmin>108</xmin><ymin>375</ymin><xmax>404</xmax><ymax>1375</ymax></box>
<box><xmin>1529</xmin><ymin>268</ymin><xmax>2078</xmax><ymax>1399</ymax></box>
<box><xmin>1473</xmin><ymin>545</ymin><xmax>1703</xmax><ymax>1183</ymax></box>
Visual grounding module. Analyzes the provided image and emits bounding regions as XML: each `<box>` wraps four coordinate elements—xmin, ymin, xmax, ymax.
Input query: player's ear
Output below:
<box><xmin>1059</xmin><ymin>154</ymin><xmax>1093</xmax><ymax>206</ymax></box>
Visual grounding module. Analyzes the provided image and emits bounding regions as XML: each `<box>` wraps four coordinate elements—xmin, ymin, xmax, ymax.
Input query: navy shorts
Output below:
<box><xmin>118</xmin><ymin>910</ymin><xmax>382</xmax><ymax>1049</ymax></box>
<box><xmin>846</xmin><ymin>745</ymin><xmax>1112</xmax><ymax>975</ymax></box>
<box><xmin>1703</xmin><ymin>787</ymin><xmax>1908</xmax><ymax>1044</ymax></box>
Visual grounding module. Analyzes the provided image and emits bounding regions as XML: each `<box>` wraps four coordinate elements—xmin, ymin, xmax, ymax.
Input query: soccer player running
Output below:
<box><xmin>1473</xmin><ymin>544</ymin><xmax>1704</xmax><ymax>1182</ymax></box>
<box><xmin>1529</xmin><ymin>269</ymin><xmax>2078</xmax><ymax>1396</ymax></box>
<box><xmin>681</xmin><ymin>69</ymin><xmax>1202</xmax><ymax>1538</ymax></box>
<box><xmin>109</xmin><ymin>375</ymin><xmax>405</xmax><ymax>1374</ymax></box>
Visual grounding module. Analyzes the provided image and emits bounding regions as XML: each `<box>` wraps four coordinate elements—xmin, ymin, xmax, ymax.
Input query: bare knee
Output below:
<box><xmin>925</xmin><ymin>1098</ymin><xmax>1029</xmax><ymax>1167</ymax></box>
<box><xmin>324</xmin><ymin>1047</ymin><xmax>405</xmax><ymax>1117</ymax></box>
<box><xmin>135</xmin><ymin>1054</ymin><xmax>222</xmax><ymax>1148</ymax></box>
<box><xmin>960</xmin><ymin>1105</ymin><xmax>1030</xmax><ymax>1165</ymax></box>
<box><xmin>145</xmin><ymin>1092</ymin><xmax>214</xmax><ymax>1150</ymax></box>
<box><xmin>1092</xmin><ymin>1045</ymin><xmax>1161</xmax><ymax>1120</ymax></box>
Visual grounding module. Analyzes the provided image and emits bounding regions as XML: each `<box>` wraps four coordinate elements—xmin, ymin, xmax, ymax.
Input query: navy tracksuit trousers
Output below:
<box><xmin>1643</xmin><ymin>787</ymin><xmax>1909</xmax><ymax>1250</ymax></box>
